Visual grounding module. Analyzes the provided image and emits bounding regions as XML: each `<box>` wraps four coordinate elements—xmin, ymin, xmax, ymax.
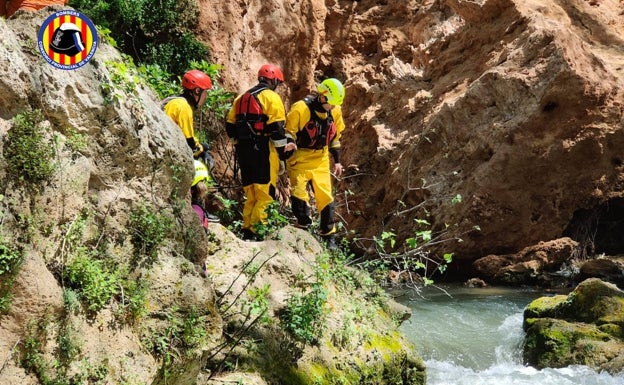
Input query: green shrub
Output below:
<box><xmin>253</xmin><ymin>201</ymin><xmax>289</xmax><ymax>240</ymax></box>
<box><xmin>56</xmin><ymin>322</ymin><xmax>82</xmax><ymax>365</ymax></box>
<box><xmin>63</xmin><ymin>254</ymin><xmax>119</xmax><ymax>313</ymax></box>
<box><xmin>0</xmin><ymin>240</ymin><xmax>24</xmax><ymax>313</ymax></box>
<box><xmin>4</xmin><ymin>110</ymin><xmax>55</xmax><ymax>191</ymax></box>
<box><xmin>128</xmin><ymin>203</ymin><xmax>173</xmax><ymax>267</ymax></box>
<box><xmin>20</xmin><ymin>320</ymin><xmax>50</xmax><ymax>383</ymax></box>
<box><xmin>281</xmin><ymin>282</ymin><xmax>327</xmax><ymax>345</ymax></box>
<box><xmin>144</xmin><ymin>306</ymin><xmax>210</xmax><ymax>379</ymax></box>
<box><xmin>122</xmin><ymin>277</ymin><xmax>149</xmax><ymax>321</ymax></box>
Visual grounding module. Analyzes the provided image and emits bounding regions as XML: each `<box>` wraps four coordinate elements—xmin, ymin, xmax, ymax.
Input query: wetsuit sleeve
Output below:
<box><xmin>258</xmin><ymin>90</ymin><xmax>287</xmax><ymax>148</ymax></box>
<box><xmin>225</xmin><ymin>96</ymin><xmax>239</xmax><ymax>139</ymax></box>
<box><xmin>164</xmin><ymin>98</ymin><xmax>202</xmax><ymax>152</ymax></box>
<box><xmin>285</xmin><ymin>101</ymin><xmax>309</xmax><ymax>144</ymax></box>
<box><xmin>329</xmin><ymin>105</ymin><xmax>345</xmax><ymax>150</ymax></box>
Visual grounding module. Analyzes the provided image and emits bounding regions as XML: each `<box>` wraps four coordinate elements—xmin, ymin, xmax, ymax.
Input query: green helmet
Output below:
<box><xmin>317</xmin><ymin>78</ymin><xmax>345</xmax><ymax>106</ymax></box>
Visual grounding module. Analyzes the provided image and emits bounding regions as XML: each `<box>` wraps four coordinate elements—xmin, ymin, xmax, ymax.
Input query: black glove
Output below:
<box><xmin>200</xmin><ymin>143</ymin><xmax>214</xmax><ymax>170</ymax></box>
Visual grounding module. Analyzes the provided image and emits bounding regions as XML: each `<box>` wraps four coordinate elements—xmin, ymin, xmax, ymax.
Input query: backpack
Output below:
<box><xmin>234</xmin><ymin>85</ymin><xmax>268</xmax><ymax>140</ymax></box>
<box><xmin>296</xmin><ymin>95</ymin><xmax>337</xmax><ymax>150</ymax></box>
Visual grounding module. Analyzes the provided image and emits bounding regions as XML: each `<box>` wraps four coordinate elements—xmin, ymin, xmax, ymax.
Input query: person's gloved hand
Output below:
<box><xmin>202</xmin><ymin>151</ymin><xmax>215</xmax><ymax>170</ymax></box>
<box><xmin>199</xmin><ymin>143</ymin><xmax>214</xmax><ymax>170</ymax></box>
<box><xmin>278</xmin><ymin>160</ymin><xmax>286</xmax><ymax>176</ymax></box>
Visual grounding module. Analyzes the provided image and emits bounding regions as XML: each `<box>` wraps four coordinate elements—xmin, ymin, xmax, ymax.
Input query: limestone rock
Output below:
<box><xmin>523</xmin><ymin>278</ymin><xmax>624</xmax><ymax>373</ymax></box>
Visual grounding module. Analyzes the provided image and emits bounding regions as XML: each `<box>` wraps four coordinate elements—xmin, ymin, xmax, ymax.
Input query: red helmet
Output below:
<box><xmin>258</xmin><ymin>64</ymin><xmax>284</xmax><ymax>82</ymax></box>
<box><xmin>182</xmin><ymin>70</ymin><xmax>213</xmax><ymax>90</ymax></box>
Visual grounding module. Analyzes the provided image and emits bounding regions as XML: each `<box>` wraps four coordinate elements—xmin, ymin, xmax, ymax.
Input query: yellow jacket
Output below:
<box><xmin>285</xmin><ymin>99</ymin><xmax>344</xmax><ymax>151</ymax></box>
<box><xmin>226</xmin><ymin>86</ymin><xmax>289</xmax><ymax>148</ymax></box>
<box><xmin>163</xmin><ymin>96</ymin><xmax>202</xmax><ymax>154</ymax></box>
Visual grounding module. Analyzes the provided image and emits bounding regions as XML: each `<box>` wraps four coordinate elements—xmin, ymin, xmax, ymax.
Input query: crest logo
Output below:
<box><xmin>38</xmin><ymin>10</ymin><xmax>98</xmax><ymax>70</ymax></box>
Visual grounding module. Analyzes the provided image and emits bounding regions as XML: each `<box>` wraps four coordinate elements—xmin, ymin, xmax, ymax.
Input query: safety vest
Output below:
<box><xmin>296</xmin><ymin>95</ymin><xmax>337</xmax><ymax>150</ymax></box>
<box><xmin>234</xmin><ymin>85</ymin><xmax>269</xmax><ymax>140</ymax></box>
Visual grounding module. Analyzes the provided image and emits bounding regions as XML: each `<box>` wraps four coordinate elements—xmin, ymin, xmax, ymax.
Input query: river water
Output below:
<box><xmin>397</xmin><ymin>285</ymin><xmax>624</xmax><ymax>385</ymax></box>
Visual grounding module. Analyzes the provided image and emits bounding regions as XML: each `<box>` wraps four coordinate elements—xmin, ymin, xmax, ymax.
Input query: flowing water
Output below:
<box><xmin>397</xmin><ymin>285</ymin><xmax>624</xmax><ymax>385</ymax></box>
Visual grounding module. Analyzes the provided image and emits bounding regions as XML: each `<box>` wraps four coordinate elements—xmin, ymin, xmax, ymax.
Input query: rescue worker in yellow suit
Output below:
<box><xmin>163</xmin><ymin>69</ymin><xmax>214</xmax><ymax>166</ymax></box>
<box><xmin>164</xmin><ymin>69</ymin><xmax>219</xmax><ymax>223</ymax></box>
<box><xmin>225</xmin><ymin>64</ymin><xmax>297</xmax><ymax>240</ymax></box>
<box><xmin>285</xmin><ymin>78</ymin><xmax>346</xmax><ymax>250</ymax></box>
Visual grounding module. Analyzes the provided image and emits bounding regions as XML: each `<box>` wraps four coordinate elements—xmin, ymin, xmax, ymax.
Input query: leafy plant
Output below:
<box><xmin>280</xmin><ymin>254</ymin><xmax>330</xmax><ymax>345</ymax></box>
<box><xmin>243</xmin><ymin>284</ymin><xmax>271</xmax><ymax>325</ymax></box>
<box><xmin>71</xmin><ymin>0</ymin><xmax>208</xmax><ymax>74</ymax></box>
<box><xmin>4</xmin><ymin>110</ymin><xmax>55</xmax><ymax>191</ymax></box>
<box><xmin>62</xmin><ymin>288</ymin><xmax>81</xmax><ymax>315</ymax></box>
<box><xmin>0</xmin><ymin>239</ymin><xmax>24</xmax><ymax>313</ymax></box>
<box><xmin>252</xmin><ymin>201</ymin><xmax>289</xmax><ymax>240</ymax></box>
<box><xmin>20</xmin><ymin>316</ymin><xmax>107</xmax><ymax>385</ymax></box>
<box><xmin>216</xmin><ymin>195</ymin><xmax>239</xmax><ymax>224</ymax></box>
<box><xmin>56</xmin><ymin>322</ymin><xmax>82</xmax><ymax>365</ymax></box>
<box><xmin>120</xmin><ymin>276</ymin><xmax>149</xmax><ymax>322</ymax></box>
<box><xmin>20</xmin><ymin>319</ymin><xmax>50</xmax><ymax>383</ymax></box>
<box><xmin>144</xmin><ymin>306</ymin><xmax>210</xmax><ymax>379</ymax></box>
<box><xmin>128</xmin><ymin>202</ymin><xmax>173</xmax><ymax>268</ymax></box>
<box><xmin>137</xmin><ymin>63</ymin><xmax>179</xmax><ymax>100</ymax></box>
<box><xmin>355</xmin><ymin>193</ymin><xmax>478</xmax><ymax>291</ymax></box>
<box><xmin>281</xmin><ymin>281</ymin><xmax>327</xmax><ymax>345</ymax></box>
<box><xmin>63</xmin><ymin>254</ymin><xmax>119</xmax><ymax>313</ymax></box>
<box><xmin>64</xmin><ymin>127</ymin><xmax>89</xmax><ymax>153</ymax></box>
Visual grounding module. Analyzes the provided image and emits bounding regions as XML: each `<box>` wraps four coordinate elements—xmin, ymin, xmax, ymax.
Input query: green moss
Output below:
<box><xmin>595</xmin><ymin>297</ymin><xmax>624</xmax><ymax>326</ymax></box>
<box><xmin>276</xmin><ymin>329</ymin><xmax>424</xmax><ymax>385</ymax></box>
<box><xmin>598</xmin><ymin>323</ymin><xmax>623</xmax><ymax>339</ymax></box>
<box><xmin>524</xmin><ymin>295</ymin><xmax>567</xmax><ymax>319</ymax></box>
<box><xmin>524</xmin><ymin>317</ymin><xmax>617</xmax><ymax>369</ymax></box>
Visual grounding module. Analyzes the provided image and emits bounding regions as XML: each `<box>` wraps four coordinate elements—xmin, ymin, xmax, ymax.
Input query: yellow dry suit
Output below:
<box><xmin>225</xmin><ymin>83</ymin><xmax>291</xmax><ymax>234</ymax></box>
<box><xmin>163</xmin><ymin>96</ymin><xmax>205</xmax><ymax>158</ymax></box>
<box><xmin>285</xmin><ymin>95</ymin><xmax>345</xmax><ymax>235</ymax></box>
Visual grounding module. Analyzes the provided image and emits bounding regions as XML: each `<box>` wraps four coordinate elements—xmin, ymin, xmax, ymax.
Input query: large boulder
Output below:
<box><xmin>471</xmin><ymin>237</ymin><xmax>580</xmax><ymax>286</ymax></box>
<box><xmin>523</xmin><ymin>278</ymin><xmax>624</xmax><ymax>373</ymax></box>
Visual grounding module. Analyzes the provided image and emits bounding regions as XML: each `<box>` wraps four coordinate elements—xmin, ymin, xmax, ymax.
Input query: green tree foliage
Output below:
<box><xmin>69</xmin><ymin>0</ymin><xmax>208</xmax><ymax>75</ymax></box>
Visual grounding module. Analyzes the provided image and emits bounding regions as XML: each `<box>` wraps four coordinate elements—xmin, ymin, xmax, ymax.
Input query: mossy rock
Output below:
<box><xmin>557</xmin><ymin>278</ymin><xmax>624</xmax><ymax>324</ymax></box>
<box><xmin>523</xmin><ymin>294</ymin><xmax>567</xmax><ymax>323</ymax></box>
<box><xmin>523</xmin><ymin>278</ymin><xmax>624</xmax><ymax>374</ymax></box>
<box><xmin>523</xmin><ymin>318</ymin><xmax>617</xmax><ymax>368</ymax></box>
<box><xmin>268</xmin><ymin>329</ymin><xmax>426</xmax><ymax>385</ymax></box>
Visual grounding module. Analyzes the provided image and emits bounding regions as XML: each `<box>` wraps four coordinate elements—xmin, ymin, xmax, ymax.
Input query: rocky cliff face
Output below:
<box><xmin>0</xmin><ymin>7</ymin><xmax>423</xmax><ymax>385</ymax></box>
<box><xmin>198</xmin><ymin>0</ymin><xmax>624</xmax><ymax>264</ymax></box>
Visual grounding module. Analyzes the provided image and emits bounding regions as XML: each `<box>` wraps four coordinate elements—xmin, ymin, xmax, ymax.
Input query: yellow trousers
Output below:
<box><xmin>242</xmin><ymin>145</ymin><xmax>279</xmax><ymax>231</ymax></box>
<box><xmin>287</xmin><ymin>148</ymin><xmax>335</xmax><ymax>235</ymax></box>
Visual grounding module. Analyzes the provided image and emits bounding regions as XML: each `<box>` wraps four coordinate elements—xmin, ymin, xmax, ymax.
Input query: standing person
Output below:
<box><xmin>285</xmin><ymin>78</ymin><xmax>346</xmax><ymax>249</ymax></box>
<box><xmin>225</xmin><ymin>63</ymin><xmax>296</xmax><ymax>240</ymax></box>
<box><xmin>163</xmin><ymin>69</ymin><xmax>219</xmax><ymax>223</ymax></box>
<box><xmin>163</xmin><ymin>69</ymin><xmax>213</xmax><ymax>165</ymax></box>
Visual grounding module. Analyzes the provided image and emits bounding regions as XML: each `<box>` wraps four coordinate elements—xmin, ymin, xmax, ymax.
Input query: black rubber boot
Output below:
<box><xmin>241</xmin><ymin>228</ymin><xmax>256</xmax><ymax>241</ymax></box>
<box><xmin>291</xmin><ymin>197</ymin><xmax>312</xmax><ymax>229</ymax></box>
<box><xmin>320</xmin><ymin>203</ymin><xmax>336</xmax><ymax>235</ymax></box>
<box><xmin>321</xmin><ymin>234</ymin><xmax>338</xmax><ymax>250</ymax></box>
